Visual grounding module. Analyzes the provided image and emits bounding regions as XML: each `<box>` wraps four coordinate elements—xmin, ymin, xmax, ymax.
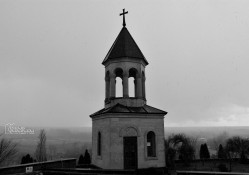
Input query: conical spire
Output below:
<box><xmin>102</xmin><ymin>27</ymin><xmax>148</xmax><ymax>65</ymax></box>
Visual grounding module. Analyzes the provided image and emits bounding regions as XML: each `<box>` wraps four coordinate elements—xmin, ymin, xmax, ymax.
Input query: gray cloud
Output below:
<box><xmin>0</xmin><ymin>0</ymin><xmax>249</xmax><ymax>127</ymax></box>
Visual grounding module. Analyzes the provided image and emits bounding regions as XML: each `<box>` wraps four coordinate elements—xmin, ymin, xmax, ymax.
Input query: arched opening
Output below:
<box><xmin>97</xmin><ymin>132</ymin><xmax>101</xmax><ymax>156</ymax></box>
<box><xmin>114</xmin><ymin>68</ymin><xmax>123</xmax><ymax>98</ymax></box>
<box><xmin>129</xmin><ymin>68</ymin><xmax>138</xmax><ymax>98</ymax></box>
<box><xmin>147</xmin><ymin>131</ymin><xmax>156</xmax><ymax>157</ymax></box>
<box><xmin>129</xmin><ymin>77</ymin><xmax>135</xmax><ymax>97</ymax></box>
<box><xmin>124</xmin><ymin>127</ymin><xmax>138</xmax><ymax>137</ymax></box>
<box><xmin>116</xmin><ymin>77</ymin><xmax>123</xmax><ymax>97</ymax></box>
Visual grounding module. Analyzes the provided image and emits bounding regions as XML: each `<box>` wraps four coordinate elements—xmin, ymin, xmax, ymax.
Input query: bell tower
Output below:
<box><xmin>90</xmin><ymin>9</ymin><xmax>167</xmax><ymax>170</ymax></box>
<box><xmin>103</xmin><ymin>25</ymin><xmax>148</xmax><ymax>108</ymax></box>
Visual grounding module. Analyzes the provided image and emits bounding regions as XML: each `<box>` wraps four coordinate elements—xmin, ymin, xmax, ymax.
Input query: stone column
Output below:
<box><xmin>123</xmin><ymin>73</ymin><xmax>129</xmax><ymax>98</ymax></box>
<box><xmin>142</xmin><ymin>76</ymin><xmax>146</xmax><ymax>99</ymax></box>
<box><xmin>136</xmin><ymin>73</ymin><xmax>142</xmax><ymax>98</ymax></box>
<box><xmin>105</xmin><ymin>76</ymin><xmax>110</xmax><ymax>100</ymax></box>
<box><xmin>134</xmin><ymin>79</ymin><xmax>137</xmax><ymax>97</ymax></box>
<box><xmin>110</xmin><ymin>74</ymin><xmax>116</xmax><ymax>98</ymax></box>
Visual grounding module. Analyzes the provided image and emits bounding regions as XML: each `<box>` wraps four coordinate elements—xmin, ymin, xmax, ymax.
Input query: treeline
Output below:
<box><xmin>165</xmin><ymin>133</ymin><xmax>249</xmax><ymax>171</ymax></box>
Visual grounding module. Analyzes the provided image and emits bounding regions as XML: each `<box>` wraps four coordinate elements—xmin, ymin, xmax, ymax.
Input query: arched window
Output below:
<box><xmin>97</xmin><ymin>132</ymin><xmax>101</xmax><ymax>156</ymax></box>
<box><xmin>147</xmin><ymin>131</ymin><xmax>156</xmax><ymax>157</ymax></box>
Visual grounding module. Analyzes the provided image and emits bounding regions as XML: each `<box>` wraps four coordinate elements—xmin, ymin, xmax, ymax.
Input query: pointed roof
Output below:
<box><xmin>90</xmin><ymin>103</ymin><xmax>167</xmax><ymax>117</ymax></box>
<box><xmin>102</xmin><ymin>27</ymin><xmax>148</xmax><ymax>65</ymax></box>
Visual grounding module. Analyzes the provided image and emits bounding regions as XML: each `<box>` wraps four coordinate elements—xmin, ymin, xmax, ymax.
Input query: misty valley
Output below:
<box><xmin>1</xmin><ymin>126</ymin><xmax>248</xmax><ymax>167</ymax></box>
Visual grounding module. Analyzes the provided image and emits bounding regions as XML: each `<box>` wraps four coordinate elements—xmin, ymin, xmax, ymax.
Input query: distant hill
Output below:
<box><xmin>1</xmin><ymin>125</ymin><xmax>248</xmax><ymax>167</ymax></box>
<box><xmin>0</xmin><ymin>126</ymin><xmax>92</xmax><ymax>141</ymax></box>
<box><xmin>1</xmin><ymin>125</ymin><xmax>248</xmax><ymax>142</ymax></box>
<box><xmin>164</xmin><ymin>126</ymin><xmax>249</xmax><ymax>139</ymax></box>
<box><xmin>1</xmin><ymin>125</ymin><xmax>249</xmax><ymax>144</ymax></box>
<box><xmin>0</xmin><ymin>125</ymin><xmax>248</xmax><ymax>166</ymax></box>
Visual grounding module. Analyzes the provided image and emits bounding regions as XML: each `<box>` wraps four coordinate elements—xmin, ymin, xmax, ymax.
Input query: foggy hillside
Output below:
<box><xmin>0</xmin><ymin>125</ymin><xmax>248</xmax><ymax>165</ymax></box>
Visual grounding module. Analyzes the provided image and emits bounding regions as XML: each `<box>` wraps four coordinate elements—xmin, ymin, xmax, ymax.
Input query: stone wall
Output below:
<box><xmin>92</xmin><ymin>114</ymin><xmax>165</xmax><ymax>169</ymax></box>
<box><xmin>92</xmin><ymin>117</ymin><xmax>111</xmax><ymax>169</ymax></box>
<box><xmin>177</xmin><ymin>171</ymin><xmax>249</xmax><ymax>175</ymax></box>
<box><xmin>0</xmin><ymin>158</ymin><xmax>76</xmax><ymax>175</ymax></box>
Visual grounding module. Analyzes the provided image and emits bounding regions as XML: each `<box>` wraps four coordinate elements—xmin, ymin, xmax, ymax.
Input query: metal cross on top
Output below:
<box><xmin>120</xmin><ymin>9</ymin><xmax>128</xmax><ymax>27</ymax></box>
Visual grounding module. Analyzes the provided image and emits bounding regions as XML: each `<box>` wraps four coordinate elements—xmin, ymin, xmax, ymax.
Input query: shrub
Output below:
<box><xmin>217</xmin><ymin>163</ymin><xmax>228</xmax><ymax>172</ymax></box>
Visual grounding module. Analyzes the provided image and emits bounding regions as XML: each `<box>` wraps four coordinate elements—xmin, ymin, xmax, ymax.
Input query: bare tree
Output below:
<box><xmin>0</xmin><ymin>133</ymin><xmax>18</xmax><ymax>166</ymax></box>
<box><xmin>48</xmin><ymin>144</ymin><xmax>57</xmax><ymax>160</ymax></box>
<box><xmin>35</xmin><ymin>129</ymin><xmax>47</xmax><ymax>162</ymax></box>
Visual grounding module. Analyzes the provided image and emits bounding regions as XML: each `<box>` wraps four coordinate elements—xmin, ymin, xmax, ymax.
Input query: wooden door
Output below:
<box><xmin>123</xmin><ymin>136</ymin><xmax>138</xmax><ymax>169</ymax></box>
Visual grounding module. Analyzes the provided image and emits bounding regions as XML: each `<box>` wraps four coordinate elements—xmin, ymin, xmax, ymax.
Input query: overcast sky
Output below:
<box><xmin>1</xmin><ymin>0</ymin><xmax>249</xmax><ymax>127</ymax></box>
